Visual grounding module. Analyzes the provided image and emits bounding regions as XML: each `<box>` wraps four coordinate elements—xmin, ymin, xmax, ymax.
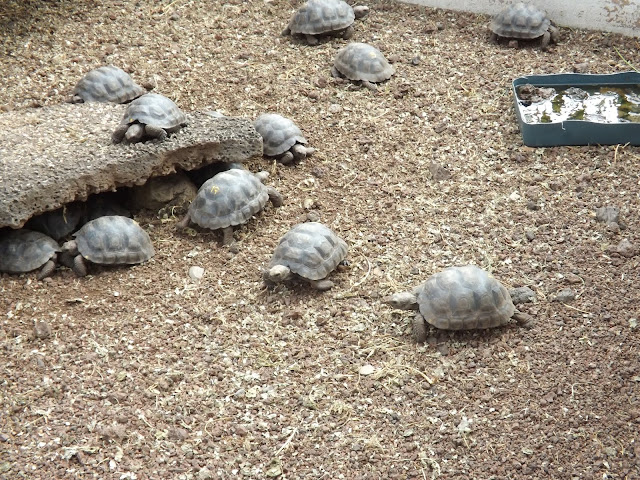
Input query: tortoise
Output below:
<box><xmin>384</xmin><ymin>265</ymin><xmax>533</xmax><ymax>342</ymax></box>
<box><xmin>0</xmin><ymin>229</ymin><xmax>60</xmax><ymax>280</ymax></box>
<box><xmin>112</xmin><ymin>93</ymin><xmax>187</xmax><ymax>144</ymax></box>
<box><xmin>282</xmin><ymin>0</ymin><xmax>370</xmax><ymax>45</ymax></box>
<box><xmin>60</xmin><ymin>215</ymin><xmax>155</xmax><ymax>277</ymax></box>
<box><xmin>176</xmin><ymin>169</ymin><xmax>283</xmax><ymax>245</ymax></box>
<box><xmin>25</xmin><ymin>202</ymin><xmax>85</xmax><ymax>241</ymax></box>
<box><xmin>72</xmin><ymin>66</ymin><xmax>146</xmax><ymax>104</ymax></box>
<box><xmin>254</xmin><ymin>114</ymin><xmax>315</xmax><ymax>164</ymax></box>
<box><xmin>331</xmin><ymin>42</ymin><xmax>395</xmax><ymax>90</ymax></box>
<box><xmin>263</xmin><ymin>222</ymin><xmax>348</xmax><ymax>291</ymax></box>
<box><xmin>489</xmin><ymin>2</ymin><xmax>558</xmax><ymax>50</ymax></box>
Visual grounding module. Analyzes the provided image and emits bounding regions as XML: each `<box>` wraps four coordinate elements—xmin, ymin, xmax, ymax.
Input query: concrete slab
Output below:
<box><xmin>0</xmin><ymin>102</ymin><xmax>263</xmax><ymax>228</ymax></box>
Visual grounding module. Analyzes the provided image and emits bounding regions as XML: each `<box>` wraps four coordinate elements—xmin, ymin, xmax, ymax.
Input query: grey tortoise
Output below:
<box><xmin>331</xmin><ymin>42</ymin><xmax>395</xmax><ymax>90</ymax></box>
<box><xmin>489</xmin><ymin>2</ymin><xmax>558</xmax><ymax>50</ymax></box>
<box><xmin>385</xmin><ymin>265</ymin><xmax>533</xmax><ymax>342</ymax></box>
<box><xmin>112</xmin><ymin>93</ymin><xmax>187</xmax><ymax>144</ymax></box>
<box><xmin>72</xmin><ymin>65</ymin><xmax>146</xmax><ymax>104</ymax></box>
<box><xmin>177</xmin><ymin>169</ymin><xmax>283</xmax><ymax>245</ymax></box>
<box><xmin>254</xmin><ymin>113</ymin><xmax>315</xmax><ymax>164</ymax></box>
<box><xmin>282</xmin><ymin>0</ymin><xmax>370</xmax><ymax>45</ymax></box>
<box><xmin>264</xmin><ymin>222</ymin><xmax>348</xmax><ymax>291</ymax></box>
<box><xmin>0</xmin><ymin>229</ymin><xmax>60</xmax><ymax>280</ymax></box>
<box><xmin>61</xmin><ymin>215</ymin><xmax>155</xmax><ymax>277</ymax></box>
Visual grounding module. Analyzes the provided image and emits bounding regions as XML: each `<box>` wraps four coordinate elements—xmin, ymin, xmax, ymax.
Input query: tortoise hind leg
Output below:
<box><xmin>36</xmin><ymin>258</ymin><xmax>57</xmax><ymax>280</ymax></box>
<box><xmin>145</xmin><ymin>125</ymin><xmax>168</xmax><ymax>141</ymax></box>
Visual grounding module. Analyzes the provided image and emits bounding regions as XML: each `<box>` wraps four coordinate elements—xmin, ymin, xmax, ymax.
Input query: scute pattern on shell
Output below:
<box><xmin>269</xmin><ymin>222</ymin><xmax>348</xmax><ymax>281</ymax></box>
<box><xmin>73</xmin><ymin>66</ymin><xmax>146</xmax><ymax>103</ymax></box>
<box><xmin>288</xmin><ymin>0</ymin><xmax>355</xmax><ymax>35</ymax></box>
<box><xmin>490</xmin><ymin>2</ymin><xmax>551</xmax><ymax>40</ymax></box>
<box><xmin>188</xmin><ymin>169</ymin><xmax>269</xmax><ymax>230</ymax></box>
<box><xmin>417</xmin><ymin>265</ymin><xmax>515</xmax><ymax>330</ymax></box>
<box><xmin>333</xmin><ymin>42</ymin><xmax>395</xmax><ymax>82</ymax></box>
<box><xmin>74</xmin><ymin>216</ymin><xmax>154</xmax><ymax>265</ymax></box>
<box><xmin>0</xmin><ymin>229</ymin><xmax>59</xmax><ymax>273</ymax></box>
<box><xmin>254</xmin><ymin>114</ymin><xmax>307</xmax><ymax>156</ymax></box>
<box><xmin>119</xmin><ymin>93</ymin><xmax>187</xmax><ymax>129</ymax></box>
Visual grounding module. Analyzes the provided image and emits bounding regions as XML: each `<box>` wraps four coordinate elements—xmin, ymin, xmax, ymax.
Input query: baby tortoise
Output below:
<box><xmin>331</xmin><ymin>42</ymin><xmax>395</xmax><ymax>90</ymax></box>
<box><xmin>112</xmin><ymin>93</ymin><xmax>187</xmax><ymax>144</ymax></box>
<box><xmin>177</xmin><ymin>169</ymin><xmax>283</xmax><ymax>245</ymax></box>
<box><xmin>61</xmin><ymin>216</ymin><xmax>154</xmax><ymax>277</ymax></box>
<box><xmin>72</xmin><ymin>65</ymin><xmax>146</xmax><ymax>104</ymax></box>
<box><xmin>254</xmin><ymin>113</ymin><xmax>315</xmax><ymax>164</ymax></box>
<box><xmin>489</xmin><ymin>2</ymin><xmax>558</xmax><ymax>50</ymax></box>
<box><xmin>0</xmin><ymin>229</ymin><xmax>60</xmax><ymax>280</ymax></box>
<box><xmin>385</xmin><ymin>265</ymin><xmax>533</xmax><ymax>342</ymax></box>
<box><xmin>283</xmin><ymin>0</ymin><xmax>369</xmax><ymax>45</ymax></box>
<box><xmin>264</xmin><ymin>222</ymin><xmax>348</xmax><ymax>291</ymax></box>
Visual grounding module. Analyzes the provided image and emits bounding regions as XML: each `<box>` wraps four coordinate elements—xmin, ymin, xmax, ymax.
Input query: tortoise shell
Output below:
<box><xmin>188</xmin><ymin>169</ymin><xmax>269</xmax><ymax>230</ymax></box>
<box><xmin>287</xmin><ymin>0</ymin><xmax>355</xmax><ymax>35</ymax></box>
<box><xmin>490</xmin><ymin>2</ymin><xmax>551</xmax><ymax>40</ymax></box>
<box><xmin>118</xmin><ymin>93</ymin><xmax>187</xmax><ymax>130</ymax></box>
<box><xmin>0</xmin><ymin>229</ymin><xmax>59</xmax><ymax>273</ymax></box>
<box><xmin>254</xmin><ymin>114</ymin><xmax>307</xmax><ymax>157</ymax></box>
<box><xmin>333</xmin><ymin>42</ymin><xmax>395</xmax><ymax>83</ymax></box>
<box><xmin>417</xmin><ymin>265</ymin><xmax>515</xmax><ymax>330</ymax></box>
<box><xmin>73</xmin><ymin>66</ymin><xmax>146</xmax><ymax>103</ymax></box>
<box><xmin>73</xmin><ymin>216</ymin><xmax>154</xmax><ymax>265</ymax></box>
<box><xmin>26</xmin><ymin>202</ymin><xmax>84</xmax><ymax>241</ymax></box>
<box><xmin>269</xmin><ymin>222</ymin><xmax>348</xmax><ymax>281</ymax></box>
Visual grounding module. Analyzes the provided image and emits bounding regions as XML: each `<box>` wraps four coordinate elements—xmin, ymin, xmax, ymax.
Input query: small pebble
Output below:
<box><xmin>553</xmin><ymin>288</ymin><xmax>576</xmax><ymax>303</ymax></box>
<box><xmin>359</xmin><ymin>364</ymin><xmax>375</xmax><ymax>376</ymax></box>
<box><xmin>189</xmin><ymin>266</ymin><xmax>205</xmax><ymax>281</ymax></box>
<box><xmin>33</xmin><ymin>320</ymin><xmax>51</xmax><ymax>339</ymax></box>
<box><xmin>616</xmin><ymin>239</ymin><xmax>636</xmax><ymax>258</ymax></box>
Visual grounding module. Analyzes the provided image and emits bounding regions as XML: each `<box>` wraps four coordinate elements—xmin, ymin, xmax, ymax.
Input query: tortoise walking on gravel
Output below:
<box><xmin>254</xmin><ymin>114</ymin><xmax>315</xmax><ymax>164</ymax></box>
<box><xmin>72</xmin><ymin>65</ymin><xmax>147</xmax><ymax>104</ymax></box>
<box><xmin>264</xmin><ymin>222</ymin><xmax>348</xmax><ymax>291</ymax></box>
<box><xmin>112</xmin><ymin>93</ymin><xmax>187</xmax><ymax>144</ymax></box>
<box><xmin>177</xmin><ymin>169</ymin><xmax>283</xmax><ymax>245</ymax></box>
<box><xmin>61</xmin><ymin>216</ymin><xmax>155</xmax><ymax>277</ymax></box>
<box><xmin>282</xmin><ymin>0</ymin><xmax>370</xmax><ymax>45</ymax></box>
<box><xmin>384</xmin><ymin>265</ymin><xmax>533</xmax><ymax>342</ymax></box>
<box><xmin>0</xmin><ymin>229</ymin><xmax>60</xmax><ymax>280</ymax></box>
<box><xmin>331</xmin><ymin>42</ymin><xmax>395</xmax><ymax>90</ymax></box>
<box><xmin>489</xmin><ymin>2</ymin><xmax>558</xmax><ymax>50</ymax></box>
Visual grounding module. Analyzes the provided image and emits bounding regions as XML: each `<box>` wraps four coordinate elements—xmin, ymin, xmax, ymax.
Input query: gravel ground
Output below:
<box><xmin>1</xmin><ymin>1</ymin><xmax>639</xmax><ymax>479</ymax></box>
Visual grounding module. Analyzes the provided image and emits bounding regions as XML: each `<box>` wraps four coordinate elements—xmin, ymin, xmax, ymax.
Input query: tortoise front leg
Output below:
<box><xmin>176</xmin><ymin>213</ymin><xmax>191</xmax><ymax>230</ymax></box>
<box><xmin>308</xmin><ymin>279</ymin><xmax>335</xmax><ymax>291</ymax></box>
<box><xmin>412</xmin><ymin>314</ymin><xmax>428</xmax><ymax>343</ymax></box>
<box><xmin>361</xmin><ymin>80</ymin><xmax>378</xmax><ymax>91</ymax></box>
<box><xmin>540</xmin><ymin>31</ymin><xmax>551</xmax><ymax>50</ymax></box>
<box><xmin>342</xmin><ymin>25</ymin><xmax>354</xmax><ymax>40</ymax></box>
<box><xmin>304</xmin><ymin>34</ymin><xmax>319</xmax><ymax>45</ymax></box>
<box><xmin>72</xmin><ymin>255</ymin><xmax>88</xmax><ymax>277</ymax></box>
<box><xmin>112</xmin><ymin>124</ymin><xmax>129</xmax><ymax>144</ymax></box>
<box><xmin>221</xmin><ymin>226</ymin><xmax>235</xmax><ymax>246</ymax></box>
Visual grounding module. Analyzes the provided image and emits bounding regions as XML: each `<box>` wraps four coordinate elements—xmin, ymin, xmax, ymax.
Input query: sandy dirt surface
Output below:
<box><xmin>1</xmin><ymin>1</ymin><xmax>639</xmax><ymax>479</ymax></box>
